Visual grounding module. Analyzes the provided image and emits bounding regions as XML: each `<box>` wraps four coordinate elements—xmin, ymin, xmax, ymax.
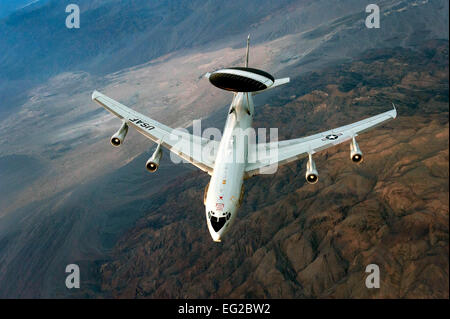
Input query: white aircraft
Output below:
<box><xmin>92</xmin><ymin>36</ymin><xmax>396</xmax><ymax>242</ymax></box>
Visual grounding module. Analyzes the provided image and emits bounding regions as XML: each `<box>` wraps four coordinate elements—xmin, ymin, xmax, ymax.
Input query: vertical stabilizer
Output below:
<box><xmin>245</xmin><ymin>34</ymin><xmax>250</xmax><ymax>67</ymax></box>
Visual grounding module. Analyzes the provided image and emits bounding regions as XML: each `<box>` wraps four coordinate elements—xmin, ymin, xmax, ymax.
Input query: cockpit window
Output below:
<box><xmin>210</xmin><ymin>215</ymin><xmax>226</xmax><ymax>232</ymax></box>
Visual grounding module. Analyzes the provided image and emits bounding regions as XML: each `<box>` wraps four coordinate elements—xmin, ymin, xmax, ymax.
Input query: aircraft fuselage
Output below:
<box><xmin>205</xmin><ymin>92</ymin><xmax>254</xmax><ymax>242</ymax></box>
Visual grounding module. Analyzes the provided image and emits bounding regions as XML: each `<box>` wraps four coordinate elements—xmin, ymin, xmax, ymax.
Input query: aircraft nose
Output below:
<box><xmin>208</xmin><ymin>223</ymin><xmax>223</xmax><ymax>242</ymax></box>
<box><xmin>211</xmin><ymin>232</ymin><xmax>222</xmax><ymax>243</ymax></box>
<box><xmin>207</xmin><ymin>210</ymin><xmax>230</xmax><ymax>242</ymax></box>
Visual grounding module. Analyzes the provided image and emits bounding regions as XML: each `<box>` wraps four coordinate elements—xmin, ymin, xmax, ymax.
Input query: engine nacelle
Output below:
<box><xmin>350</xmin><ymin>136</ymin><xmax>363</xmax><ymax>163</ymax></box>
<box><xmin>305</xmin><ymin>153</ymin><xmax>319</xmax><ymax>184</ymax></box>
<box><xmin>110</xmin><ymin>122</ymin><xmax>128</xmax><ymax>147</ymax></box>
<box><xmin>146</xmin><ymin>143</ymin><xmax>162</xmax><ymax>173</ymax></box>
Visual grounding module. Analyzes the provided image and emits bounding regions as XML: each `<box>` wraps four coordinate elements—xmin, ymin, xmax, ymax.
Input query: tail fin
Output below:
<box><xmin>245</xmin><ymin>34</ymin><xmax>250</xmax><ymax>67</ymax></box>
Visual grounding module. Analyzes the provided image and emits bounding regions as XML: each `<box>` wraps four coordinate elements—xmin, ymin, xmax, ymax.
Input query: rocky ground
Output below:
<box><xmin>99</xmin><ymin>40</ymin><xmax>449</xmax><ymax>299</ymax></box>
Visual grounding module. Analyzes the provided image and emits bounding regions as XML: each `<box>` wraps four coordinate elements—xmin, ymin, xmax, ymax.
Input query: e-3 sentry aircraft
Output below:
<box><xmin>92</xmin><ymin>36</ymin><xmax>396</xmax><ymax>242</ymax></box>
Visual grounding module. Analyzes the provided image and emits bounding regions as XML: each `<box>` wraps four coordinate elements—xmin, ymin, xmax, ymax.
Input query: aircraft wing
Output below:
<box><xmin>92</xmin><ymin>90</ymin><xmax>219</xmax><ymax>174</ymax></box>
<box><xmin>245</xmin><ymin>106</ymin><xmax>397</xmax><ymax>177</ymax></box>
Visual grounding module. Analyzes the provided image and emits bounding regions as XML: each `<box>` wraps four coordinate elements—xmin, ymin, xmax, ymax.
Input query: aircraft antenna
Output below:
<box><xmin>245</xmin><ymin>34</ymin><xmax>250</xmax><ymax>67</ymax></box>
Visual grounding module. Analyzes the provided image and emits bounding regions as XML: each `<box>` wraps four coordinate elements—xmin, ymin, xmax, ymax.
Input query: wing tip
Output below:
<box><xmin>92</xmin><ymin>90</ymin><xmax>101</xmax><ymax>101</ymax></box>
<box><xmin>391</xmin><ymin>103</ymin><xmax>397</xmax><ymax>119</ymax></box>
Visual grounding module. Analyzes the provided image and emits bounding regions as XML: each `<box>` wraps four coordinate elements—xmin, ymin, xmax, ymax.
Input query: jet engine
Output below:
<box><xmin>110</xmin><ymin>121</ymin><xmax>128</xmax><ymax>147</ymax></box>
<box><xmin>146</xmin><ymin>143</ymin><xmax>162</xmax><ymax>173</ymax></box>
<box><xmin>350</xmin><ymin>136</ymin><xmax>363</xmax><ymax>163</ymax></box>
<box><xmin>305</xmin><ymin>153</ymin><xmax>319</xmax><ymax>184</ymax></box>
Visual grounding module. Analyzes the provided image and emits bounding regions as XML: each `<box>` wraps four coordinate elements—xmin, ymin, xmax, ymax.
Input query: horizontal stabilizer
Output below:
<box><xmin>253</xmin><ymin>77</ymin><xmax>290</xmax><ymax>95</ymax></box>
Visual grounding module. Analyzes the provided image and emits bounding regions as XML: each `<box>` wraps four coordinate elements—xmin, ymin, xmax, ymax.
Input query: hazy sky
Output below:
<box><xmin>0</xmin><ymin>0</ymin><xmax>43</xmax><ymax>18</ymax></box>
